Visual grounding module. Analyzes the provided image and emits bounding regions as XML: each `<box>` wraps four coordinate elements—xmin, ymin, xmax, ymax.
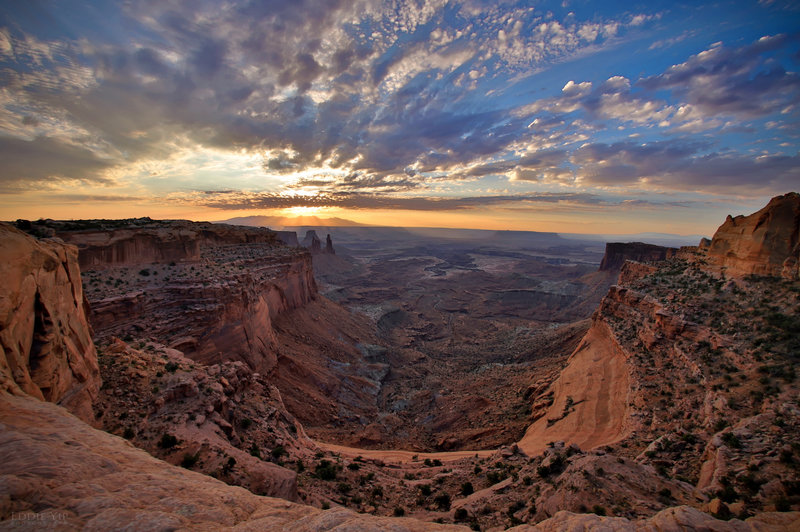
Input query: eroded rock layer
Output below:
<box><xmin>598</xmin><ymin>242</ymin><xmax>677</xmax><ymax>272</ymax></box>
<box><xmin>67</xmin><ymin>221</ymin><xmax>318</xmax><ymax>374</ymax></box>
<box><xmin>705</xmin><ymin>192</ymin><xmax>800</xmax><ymax>279</ymax></box>
<box><xmin>0</xmin><ymin>223</ymin><xmax>99</xmax><ymax>421</ymax></box>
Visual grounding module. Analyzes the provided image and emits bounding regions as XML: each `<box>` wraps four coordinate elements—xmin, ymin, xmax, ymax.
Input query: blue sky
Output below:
<box><xmin>0</xmin><ymin>0</ymin><xmax>798</xmax><ymax>234</ymax></box>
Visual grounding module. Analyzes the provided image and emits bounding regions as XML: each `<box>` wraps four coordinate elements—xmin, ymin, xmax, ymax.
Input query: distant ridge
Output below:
<box><xmin>218</xmin><ymin>215</ymin><xmax>366</xmax><ymax>228</ymax></box>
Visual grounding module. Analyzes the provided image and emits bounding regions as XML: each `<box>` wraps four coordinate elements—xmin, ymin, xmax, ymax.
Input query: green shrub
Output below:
<box><xmin>314</xmin><ymin>459</ymin><xmax>338</xmax><ymax>481</ymax></box>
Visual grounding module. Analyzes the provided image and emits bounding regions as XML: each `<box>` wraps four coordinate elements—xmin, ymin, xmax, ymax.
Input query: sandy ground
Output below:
<box><xmin>315</xmin><ymin>441</ymin><xmax>495</xmax><ymax>463</ymax></box>
<box><xmin>316</xmin><ymin>320</ymin><xmax>630</xmax><ymax>462</ymax></box>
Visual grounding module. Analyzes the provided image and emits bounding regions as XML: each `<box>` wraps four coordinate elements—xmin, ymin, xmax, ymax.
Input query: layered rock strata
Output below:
<box><xmin>704</xmin><ymin>192</ymin><xmax>800</xmax><ymax>279</ymax></box>
<box><xmin>598</xmin><ymin>242</ymin><xmax>677</xmax><ymax>272</ymax></box>
<box><xmin>0</xmin><ymin>223</ymin><xmax>99</xmax><ymax>421</ymax></box>
<box><xmin>52</xmin><ymin>219</ymin><xmax>281</xmax><ymax>270</ymax></box>
<box><xmin>69</xmin><ymin>221</ymin><xmax>318</xmax><ymax>374</ymax></box>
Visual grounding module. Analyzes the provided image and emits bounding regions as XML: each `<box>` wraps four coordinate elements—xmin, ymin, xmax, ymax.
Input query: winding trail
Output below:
<box><xmin>315</xmin><ymin>320</ymin><xmax>630</xmax><ymax>463</ymax></box>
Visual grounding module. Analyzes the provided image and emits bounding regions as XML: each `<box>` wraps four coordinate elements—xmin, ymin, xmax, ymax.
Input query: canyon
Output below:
<box><xmin>0</xmin><ymin>194</ymin><xmax>799</xmax><ymax>530</ymax></box>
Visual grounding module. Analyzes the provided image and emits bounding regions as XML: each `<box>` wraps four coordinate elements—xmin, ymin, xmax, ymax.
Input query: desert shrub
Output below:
<box><xmin>418</xmin><ymin>484</ymin><xmax>432</xmax><ymax>496</ymax></box>
<box><xmin>775</xmin><ymin>497</ymin><xmax>791</xmax><ymax>512</ymax></box>
<box><xmin>592</xmin><ymin>505</ymin><xmax>607</xmax><ymax>516</ymax></box>
<box><xmin>487</xmin><ymin>470</ymin><xmax>509</xmax><ymax>484</ymax></box>
<box><xmin>347</xmin><ymin>462</ymin><xmax>361</xmax><ymax>470</ymax></box>
<box><xmin>314</xmin><ymin>460</ymin><xmax>338</xmax><ymax>481</ymax></box>
<box><xmin>721</xmin><ymin>432</ymin><xmax>742</xmax><ymax>449</ymax></box>
<box><xmin>181</xmin><ymin>452</ymin><xmax>200</xmax><ymax>468</ymax></box>
<box><xmin>164</xmin><ymin>361</ymin><xmax>179</xmax><ymax>373</ymax></box>
<box><xmin>239</xmin><ymin>418</ymin><xmax>253</xmax><ymax>429</ymax></box>
<box><xmin>393</xmin><ymin>507</ymin><xmax>405</xmax><ymax>517</ymax></box>
<box><xmin>249</xmin><ymin>443</ymin><xmax>261</xmax><ymax>459</ymax></box>
<box><xmin>158</xmin><ymin>434</ymin><xmax>178</xmax><ymax>448</ymax></box>
<box><xmin>461</xmin><ymin>482</ymin><xmax>474</xmax><ymax>496</ymax></box>
<box><xmin>434</xmin><ymin>493</ymin><xmax>451</xmax><ymax>510</ymax></box>
<box><xmin>138</xmin><ymin>269</ymin><xmax>150</xmax><ymax>276</ymax></box>
<box><xmin>267</xmin><ymin>446</ymin><xmax>285</xmax><ymax>460</ymax></box>
<box><xmin>123</xmin><ymin>427</ymin><xmax>135</xmax><ymax>439</ymax></box>
<box><xmin>454</xmin><ymin>508</ymin><xmax>469</xmax><ymax>521</ymax></box>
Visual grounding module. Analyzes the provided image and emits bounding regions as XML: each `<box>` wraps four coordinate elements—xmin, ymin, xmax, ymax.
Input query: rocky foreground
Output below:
<box><xmin>1</xmin><ymin>193</ymin><xmax>799</xmax><ymax>530</ymax></box>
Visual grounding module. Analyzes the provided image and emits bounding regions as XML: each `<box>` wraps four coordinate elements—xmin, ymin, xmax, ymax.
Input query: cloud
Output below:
<box><xmin>0</xmin><ymin>135</ymin><xmax>115</xmax><ymax>191</ymax></box>
<box><xmin>572</xmin><ymin>140</ymin><xmax>800</xmax><ymax>193</ymax></box>
<box><xmin>0</xmin><ymin>2</ymin><xmax>797</xmax><ymax>208</ymax></box>
<box><xmin>190</xmin><ymin>189</ymin><xmax>606</xmax><ymax>211</ymax></box>
<box><xmin>639</xmin><ymin>34</ymin><xmax>800</xmax><ymax>119</ymax></box>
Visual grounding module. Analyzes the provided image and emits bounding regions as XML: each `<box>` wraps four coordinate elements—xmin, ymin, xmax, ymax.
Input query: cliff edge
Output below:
<box><xmin>0</xmin><ymin>223</ymin><xmax>99</xmax><ymax>422</ymax></box>
<box><xmin>704</xmin><ymin>192</ymin><xmax>800</xmax><ymax>279</ymax></box>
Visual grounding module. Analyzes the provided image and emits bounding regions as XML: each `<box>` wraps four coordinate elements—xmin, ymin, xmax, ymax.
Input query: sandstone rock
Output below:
<box><xmin>599</xmin><ymin>242</ymin><xmax>677</xmax><ymax>272</ymax></box>
<box><xmin>705</xmin><ymin>192</ymin><xmax>800</xmax><ymax>279</ymax></box>
<box><xmin>0</xmin><ymin>393</ymin><xmax>464</xmax><ymax>531</ymax></box>
<box><xmin>520</xmin><ymin>505</ymin><xmax>799</xmax><ymax>531</ymax></box>
<box><xmin>0</xmin><ymin>223</ymin><xmax>99</xmax><ymax>422</ymax></box>
<box><xmin>54</xmin><ymin>219</ymin><xmax>281</xmax><ymax>270</ymax></box>
<box><xmin>301</xmin><ymin>230</ymin><xmax>322</xmax><ymax>253</ymax></box>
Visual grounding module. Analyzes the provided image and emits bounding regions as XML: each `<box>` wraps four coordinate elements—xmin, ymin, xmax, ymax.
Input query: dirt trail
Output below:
<box><xmin>316</xmin><ymin>442</ymin><xmax>494</xmax><ymax>463</ymax></box>
<box><xmin>316</xmin><ymin>320</ymin><xmax>630</xmax><ymax>463</ymax></box>
<box><xmin>517</xmin><ymin>320</ymin><xmax>629</xmax><ymax>455</ymax></box>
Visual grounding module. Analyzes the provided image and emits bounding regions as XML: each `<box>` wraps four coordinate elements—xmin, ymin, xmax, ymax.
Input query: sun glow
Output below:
<box><xmin>281</xmin><ymin>206</ymin><xmax>325</xmax><ymax>217</ymax></box>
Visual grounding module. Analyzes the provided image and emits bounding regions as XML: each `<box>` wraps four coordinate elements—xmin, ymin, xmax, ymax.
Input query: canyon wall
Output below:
<box><xmin>0</xmin><ymin>224</ymin><xmax>100</xmax><ymax>422</ymax></box>
<box><xmin>55</xmin><ymin>220</ymin><xmax>281</xmax><ymax>270</ymax></box>
<box><xmin>67</xmin><ymin>221</ymin><xmax>318</xmax><ymax>373</ymax></box>
<box><xmin>704</xmin><ymin>191</ymin><xmax>800</xmax><ymax>279</ymax></box>
<box><xmin>598</xmin><ymin>242</ymin><xmax>677</xmax><ymax>272</ymax></box>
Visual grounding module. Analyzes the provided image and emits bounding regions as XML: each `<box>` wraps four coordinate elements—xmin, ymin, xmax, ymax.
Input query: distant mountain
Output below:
<box><xmin>217</xmin><ymin>215</ymin><xmax>366</xmax><ymax>228</ymax></box>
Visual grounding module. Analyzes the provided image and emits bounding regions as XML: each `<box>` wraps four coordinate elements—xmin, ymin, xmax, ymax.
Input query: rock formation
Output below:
<box><xmin>0</xmin><ymin>393</ymin><xmax>465</xmax><ymax>531</ymax></box>
<box><xmin>299</xmin><ymin>230</ymin><xmax>336</xmax><ymax>254</ymax></box>
<box><xmin>275</xmin><ymin>230</ymin><xmax>300</xmax><ymax>247</ymax></box>
<box><xmin>31</xmin><ymin>219</ymin><xmax>284</xmax><ymax>271</ymax></box>
<box><xmin>301</xmin><ymin>230</ymin><xmax>322</xmax><ymax>253</ymax></box>
<box><xmin>598</xmin><ymin>242</ymin><xmax>677</xmax><ymax>271</ymax></box>
<box><xmin>0</xmin><ymin>223</ymin><xmax>99</xmax><ymax>422</ymax></box>
<box><xmin>704</xmin><ymin>192</ymin><xmax>800</xmax><ymax>279</ymax></box>
<box><xmin>67</xmin><ymin>221</ymin><xmax>318</xmax><ymax>374</ymax></box>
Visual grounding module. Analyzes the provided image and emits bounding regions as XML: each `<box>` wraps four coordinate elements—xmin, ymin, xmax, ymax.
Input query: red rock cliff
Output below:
<box><xmin>56</xmin><ymin>220</ymin><xmax>281</xmax><ymax>270</ymax></box>
<box><xmin>598</xmin><ymin>242</ymin><xmax>677</xmax><ymax>272</ymax></box>
<box><xmin>0</xmin><ymin>223</ymin><xmax>100</xmax><ymax>421</ymax></box>
<box><xmin>69</xmin><ymin>221</ymin><xmax>317</xmax><ymax>373</ymax></box>
<box><xmin>705</xmin><ymin>192</ymin><xmax>800</xmax><ymax>279</ymax></box>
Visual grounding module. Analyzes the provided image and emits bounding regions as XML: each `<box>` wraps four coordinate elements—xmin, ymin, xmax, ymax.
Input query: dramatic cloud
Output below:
<box><xmin>573</xmin><ymin>140</ymin><xmax>800</xmax><ymax>192</ymax></box>
<box><xmin>0</xmin><ymin>0</ymin><xmax>798</xmax><ymax>225</ymax></box>
<box><xmin>192</xmin><ymin>189</ymin><xmax>606</xmax><ymax>211</ymax></box>
<box><xmin>640</xmin><ymin>34</ymin><xmax>800</xmax><ymax>119</ymax></box>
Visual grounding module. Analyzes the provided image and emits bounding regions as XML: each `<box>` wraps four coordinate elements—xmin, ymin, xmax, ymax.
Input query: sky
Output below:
<box><xmin>1</xmin><ymin>0</ymin><xmax>799</xmax><ymax>235</ymax></box>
